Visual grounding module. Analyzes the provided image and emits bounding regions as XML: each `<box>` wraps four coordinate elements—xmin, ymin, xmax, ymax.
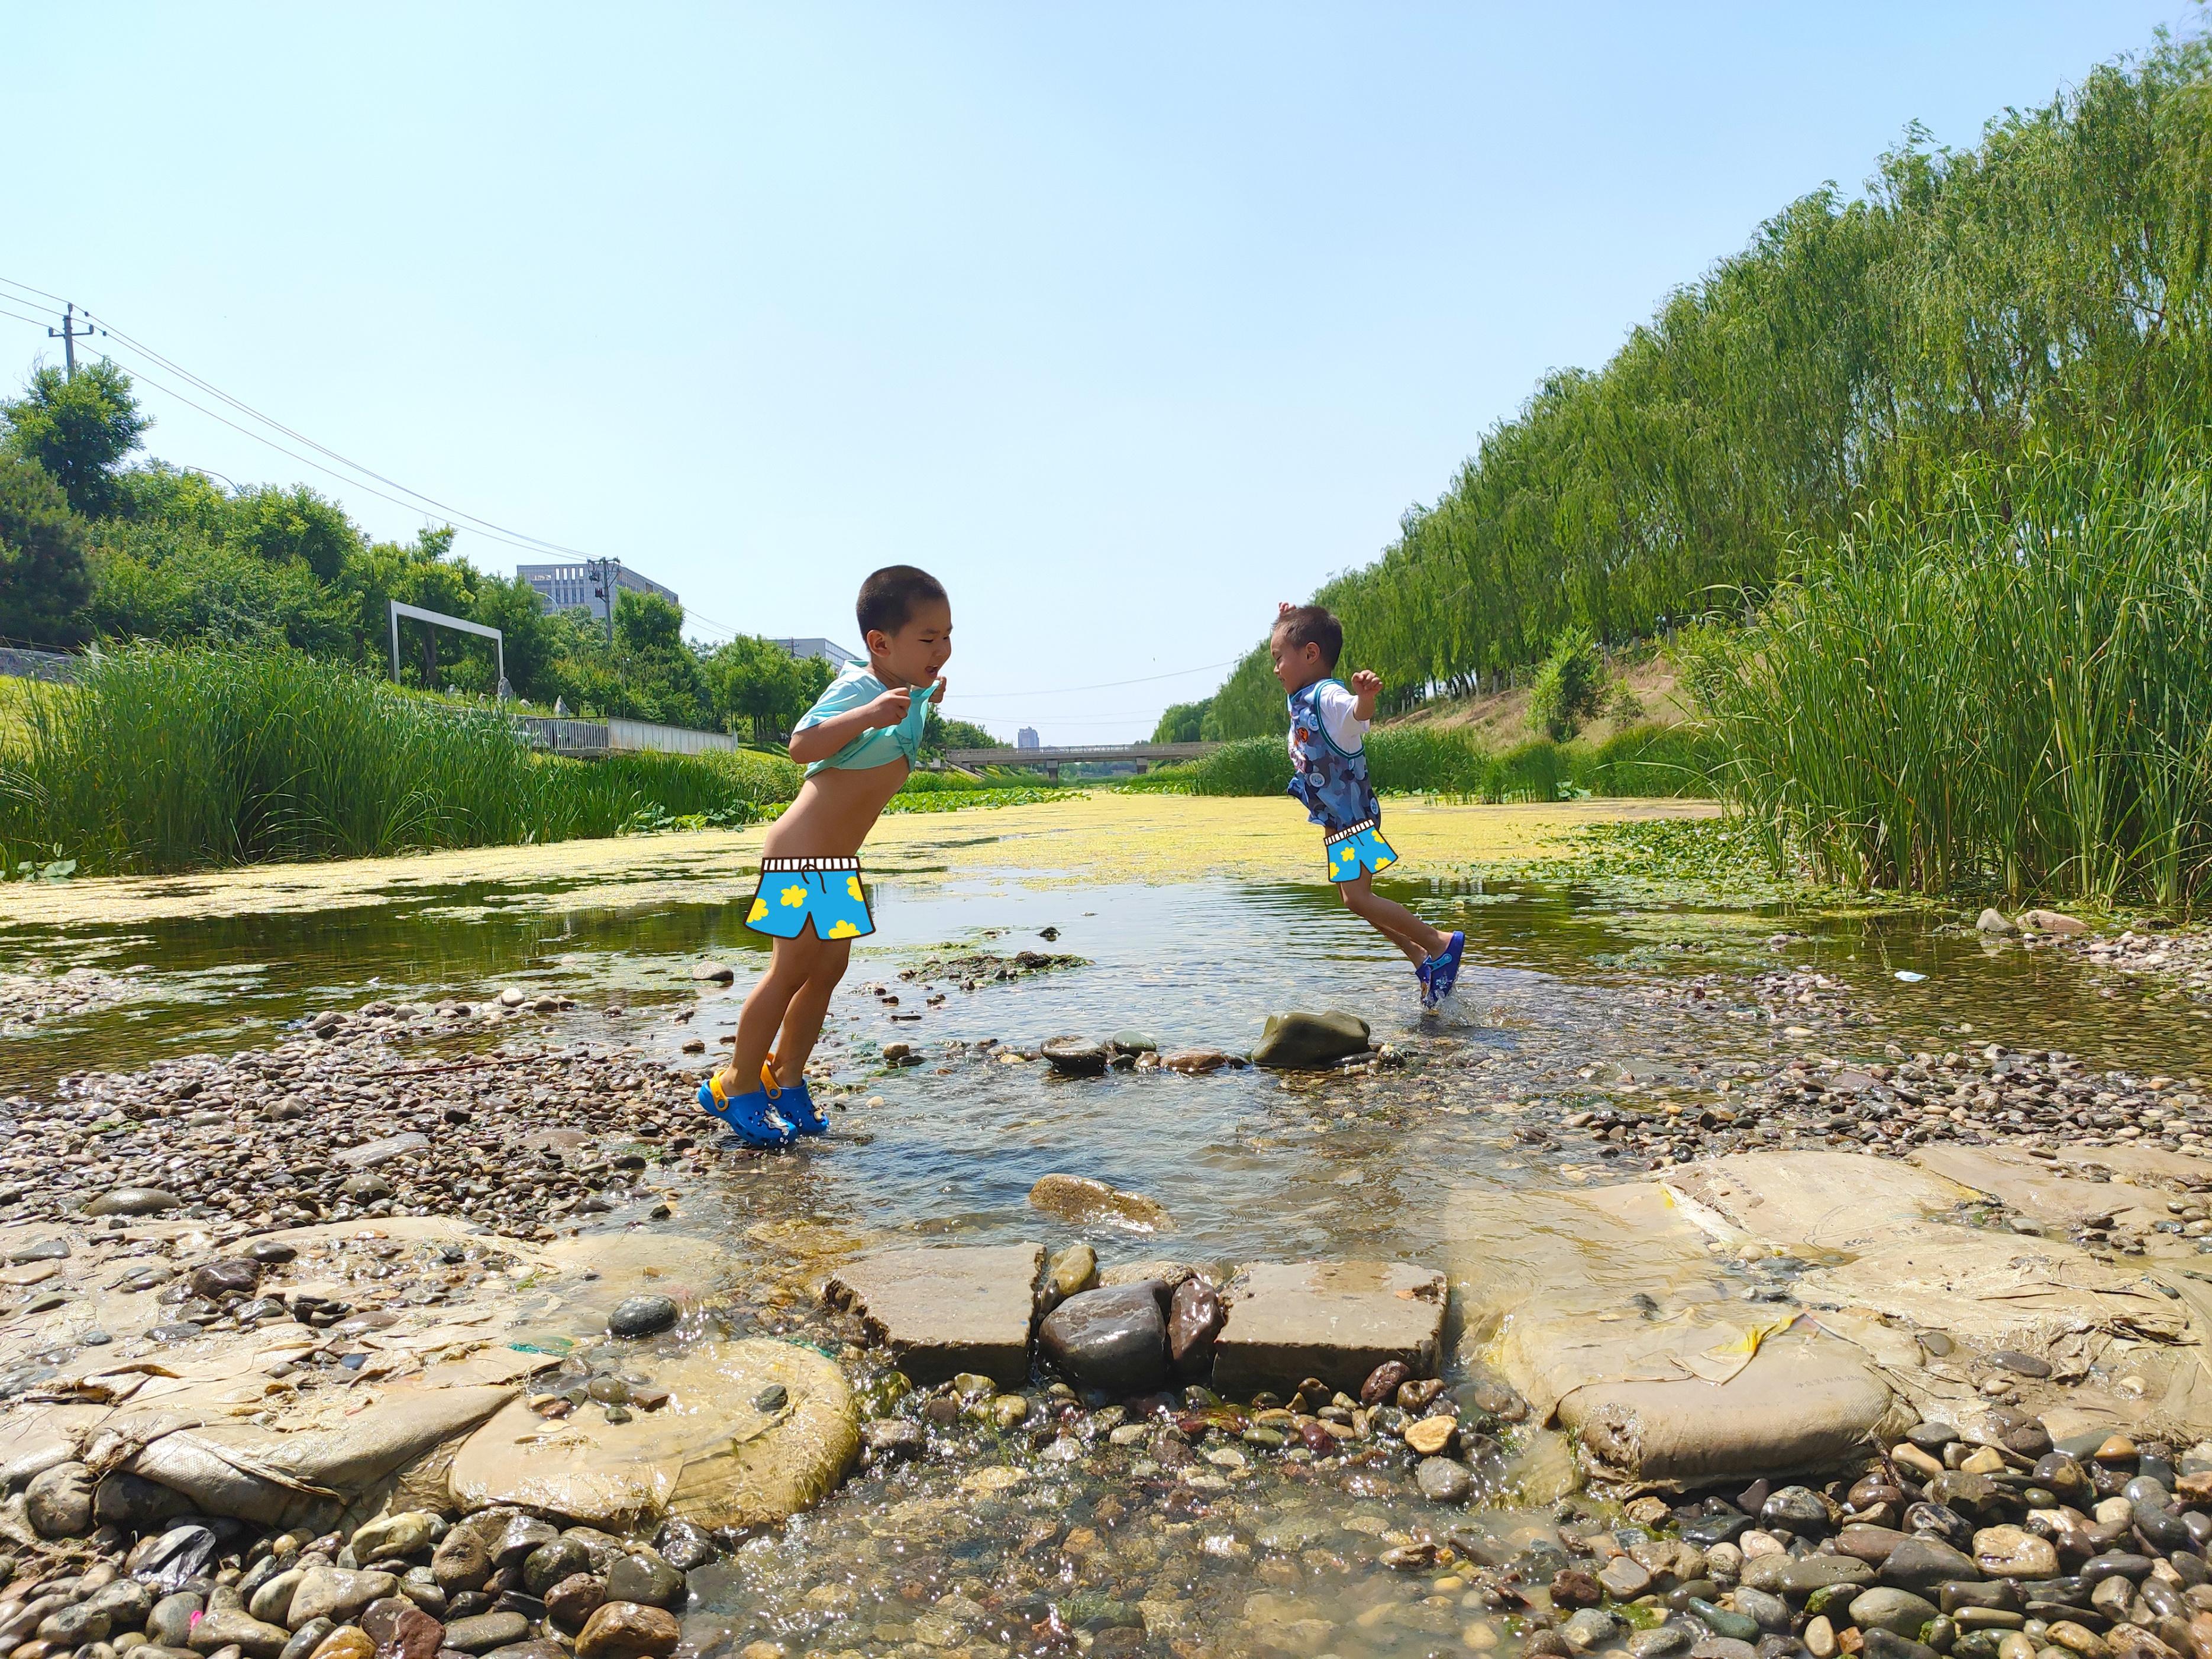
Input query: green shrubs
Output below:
<box><xmin>1141</xmin><ymin>722</ymin><xmax>1712</xmax><ymax>804</ymax></box>
<box><xmin>1527</xmin><ymin>628</ymin><xmax>1605</xmax><ymax>740</ymax></box>
<box><xmin>1687</xmin><ymin>437</ymin><xmax>2212</xmax><ymax>909</ymax></box>
<box><xmin>0</xmin><ymin>644</ymin><xmax>800</xmax><ymax>874</ymax></box>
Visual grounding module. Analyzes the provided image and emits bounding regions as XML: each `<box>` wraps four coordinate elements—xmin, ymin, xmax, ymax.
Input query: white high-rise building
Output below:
<box><xmin>1016</xmin><ymin>727</ymin><xmax>1041</xmax><ymax>750</ymax></box>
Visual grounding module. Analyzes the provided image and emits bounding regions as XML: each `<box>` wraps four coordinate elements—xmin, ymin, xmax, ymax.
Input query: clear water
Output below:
<box><xmin>5</xmin><ymin>856</ymin><xmax>2208</xmax><ymax>1657</ymax></box>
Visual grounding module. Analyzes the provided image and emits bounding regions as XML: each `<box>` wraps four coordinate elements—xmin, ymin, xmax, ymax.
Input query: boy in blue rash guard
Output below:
<box><xmin>1271</xmin><ymin>602</ymin><xmax>1465</xmax><ymax>1009</ymax></box>
<box><xmin>697</xmin><ymin>566</ymin><xmax>951</xmax><ymax>1146</ymax></box>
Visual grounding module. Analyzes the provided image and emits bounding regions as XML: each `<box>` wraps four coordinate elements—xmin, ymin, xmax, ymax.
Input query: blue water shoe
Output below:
<box><xmin>697</xmin><ymin>1072</ymin><xmax>795</xmax><ymax>1148</ymax></box>
<box><xmin>763</xmin><ymin>1059</ymin><xmax>828</xmax><ymax>1135</ymax></box>
<box><xmin>1428</xmin><ymin>931</ymin><xmax>1467</xmax><ymax>1005</ymax></box>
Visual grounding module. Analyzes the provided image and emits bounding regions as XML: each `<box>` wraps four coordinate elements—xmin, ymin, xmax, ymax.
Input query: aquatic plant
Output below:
<box><xmin>1687</xmin><ymin>435</ymin><xmax>2212</xmax><ymax>911</ymax></box>
<box><xmin>1190</xmin><ymin>25</ymin><xmax>2212</xmax><ymax>734</ymax></box>
<box><xmin>1136</xmin><ymin>724</ymin><xmax>1712</xmax><ymax>805</ymax></box>
<box><xmin>0</xmin><ymin>644</ymin><xmax>798</xmax><ymax>874</ymax></box>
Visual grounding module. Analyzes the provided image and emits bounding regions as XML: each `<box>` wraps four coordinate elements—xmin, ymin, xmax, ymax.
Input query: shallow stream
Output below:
<box><xmin>5</xmin><ymin>803</ymin><xmax>2211</xmax><ymax>1658</ymax></box>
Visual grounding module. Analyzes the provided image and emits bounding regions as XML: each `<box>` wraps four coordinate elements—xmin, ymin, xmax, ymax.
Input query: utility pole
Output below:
<box><xmin>588</xmin><ymin>557</ymin><xmax>623</xmax><ymax>647</ymax></box>
<box><xmin>47</xmin><ymin>304</ymin><xmax>101</xmax><ymax>377</ymax></box>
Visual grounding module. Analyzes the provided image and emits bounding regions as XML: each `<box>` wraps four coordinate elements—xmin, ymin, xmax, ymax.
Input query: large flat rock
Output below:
<box><xmin>827</xmin><ymin>1243</ymin><xmax>1044</xmax><ymax>1386</ymax></box>
<box><xmin>1212</xmin><ymin>1260</ymin><xmax>1445</xmax><ymax>1395</ymax></box>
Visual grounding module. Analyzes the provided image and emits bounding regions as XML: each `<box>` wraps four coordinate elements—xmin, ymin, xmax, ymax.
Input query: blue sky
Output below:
<box><xmin>4</xmin><ymin>3</ymin><xmax>2192</xmax><ymax>742</ymax></box>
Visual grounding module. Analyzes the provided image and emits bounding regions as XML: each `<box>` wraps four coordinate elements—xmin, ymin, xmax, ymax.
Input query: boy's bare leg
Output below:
<box><xmin>720</xmin><ymin>935</ymin><xmax>818</xmax><ymax>1096</ymax></box>
<box><xmin>769</xmin><ymin>936</ymin><xmax>853</xmax><ymax>1087</ymax></box>
<box><xmin>1339</xmin><ymin>874</ymin><xmax>1449</xmax><ymax>962</ymax></box>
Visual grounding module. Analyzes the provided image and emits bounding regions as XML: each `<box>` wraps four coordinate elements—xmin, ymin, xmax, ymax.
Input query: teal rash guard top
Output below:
<box><xmin>795</xmin><ymin>664</ymin><xmax>937</xmax><ymax>777</ymax></box>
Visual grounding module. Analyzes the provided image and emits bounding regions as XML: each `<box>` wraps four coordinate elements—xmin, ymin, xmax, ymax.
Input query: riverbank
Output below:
<box><xmin>6</xmin><ymin>791</ymin><xmax>2212</xmax><ymax>1659</ymax></box>
<box><xmin>0</xmin><ymin>795</ymin><xmax>1719</xmax><ymax>929</ymax></box>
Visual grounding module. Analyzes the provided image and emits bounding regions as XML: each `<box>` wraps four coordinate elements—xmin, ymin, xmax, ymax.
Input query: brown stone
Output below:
<box><xmin>1212</xmin><ymin>1261</ymin><xmax>1445</xmax><ymax>1395</ymax></box>
<box><xmin>573</xmin><ymin>1605</ymin><xmax>680</xmax><ymax>1659</ymax></box>
<box><xmin>542</xmin><ymin>1576</ymin><xmax>606</xmax><ymax>1634</ymax></box>
<box><xmin>307</xmin><ymin>1631</ymin><xmax>375</xmax><ymax>1659</ymax></box>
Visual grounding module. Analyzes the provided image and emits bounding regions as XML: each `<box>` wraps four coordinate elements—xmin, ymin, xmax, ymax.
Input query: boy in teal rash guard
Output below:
<box><xmin>1272</xmin><ymin>601</ymin><xmax>1464</xmax><ymax>1009</ymax></box>
<box><xmin>697</xmin><ymin>566</ymin><xmax>951</xmax><ymax>1147</ymax></box>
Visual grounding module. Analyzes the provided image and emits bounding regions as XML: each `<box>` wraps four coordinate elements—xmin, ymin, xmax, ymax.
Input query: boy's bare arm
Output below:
<box><xmin>788</xmin><ymin>686</ymin><xmax>919</xmax><ymax>765</ymax></box>
<box><xmin>1350</xmin><ymin>669</ymin><xmax>1381</xmax><ymax>722</ymax></box>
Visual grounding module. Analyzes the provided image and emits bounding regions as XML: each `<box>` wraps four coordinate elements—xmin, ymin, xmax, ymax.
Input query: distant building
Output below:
<box><xmin>1017</xmin><ymin>727</ymin><xmax>1041</xmax><ymax>750</ymax></box>
<box><xmin>771</xmin><ymin>638</ymin><xmax>862</xmax><ymax>668</ymax></box>
<box><xmin>518</xmin><ymin>562</ymin><xmax>679</xmax><ymax>621</ymax></box>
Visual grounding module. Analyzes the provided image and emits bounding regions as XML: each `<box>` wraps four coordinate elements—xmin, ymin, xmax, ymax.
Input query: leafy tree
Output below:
<box><xmin>923</xmin><ymin>708</ymin><xmax>1000</xmax><ymax>753</ymax></box>
<box><xmin>1528</xmin><ymin>627</ymin><xmax>1605</xmax><ymax>740</ymax></box>
<box><xmin>1</xmin><ymin>362</ymin><xmax>148</xmax><ymax>517</ymax></box>
<box><xmin>703</xmin><ymin>637</ymin><xmax>834</xmax><ymax>742</ymax></box>
<box><xmin>1152</xmin><ymin>699</ymin><xmax>1211</xmax><ymax>743</ymax></box>
<box><xmin>1186</xmin><ymin>26</ymin><xmax>2212</xmax><ymax>734</ymax></box>
<box><xmin>0</xmin><ymin>456</ymin><xmax>92</xmax><ymax>645</ymax></box>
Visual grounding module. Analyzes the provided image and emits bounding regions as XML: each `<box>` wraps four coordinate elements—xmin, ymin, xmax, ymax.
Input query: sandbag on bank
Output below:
<box><xmin>106</xmin><ymin>1384</ymin><xmax>518</xmax><ymax>1530</ymax></box>
<box><xmin>1559</xmin><ymin>1321</ymin><xmax>1911</xmax><ymax>1490</ymax></box>
<box><xmin>1448</xmin><ymin>1170</ymin><xmax>1911</xmax><ymax>1493</ymax></box>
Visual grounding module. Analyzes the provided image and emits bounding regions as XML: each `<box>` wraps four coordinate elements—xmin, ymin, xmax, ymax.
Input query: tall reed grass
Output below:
<box><xmin>0</xmin><ymin>645</ymin><xmax>799</xmax><ymax>874</ymax></box>
<box><xmin>1135</xmin><ymin>723</ymin><xmax>1713</xmax><ymax>804</ymax></box>
<box><xmin>1685</xmin><ymin>437</ymin><xmax>2212</xmax><ymax>910</ymax></box>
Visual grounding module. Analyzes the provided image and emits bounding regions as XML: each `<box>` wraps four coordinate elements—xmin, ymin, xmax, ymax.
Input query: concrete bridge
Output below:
<box><xmin>943</xmin><ymin>740</ymin><xmax>1222</xmax><ymax>781</ymax></box>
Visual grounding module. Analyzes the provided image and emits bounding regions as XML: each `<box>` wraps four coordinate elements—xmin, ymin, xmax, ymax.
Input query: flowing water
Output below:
<box><xmin>5</xmin><ymin>800</ymin><xmax>2210</xmax><ymax>1657</ymax></box>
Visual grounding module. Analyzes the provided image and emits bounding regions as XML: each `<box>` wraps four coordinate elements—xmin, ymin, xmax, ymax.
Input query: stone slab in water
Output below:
<box><xmin>1210</xmin><ymin>1260</ymin><xmax>1445</xmax><ymax>1395</ymax></box>
<box><xmin>827</xmin><ymin>1243</ymin><xmax>1044</xmax><ymax>1386</ymax></box>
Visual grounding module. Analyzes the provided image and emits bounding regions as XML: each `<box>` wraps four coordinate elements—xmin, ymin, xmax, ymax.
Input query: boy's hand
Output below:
<box><xmin>924</xmin><ymin>676</ymin><xmax>947</xmax><ymax>706</ymax></box>
<box><xmin>1349</xmin><ymin>668</ymin><xmax>1381</xmax><ymax>721</ymax></box>
<box><xmin>862</xmin><ymin>686</ymin><xmax>913</xmax><ymax>728</ymax></box>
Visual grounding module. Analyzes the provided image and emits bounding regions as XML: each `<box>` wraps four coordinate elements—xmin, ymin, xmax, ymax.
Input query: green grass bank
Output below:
<box><xmin>0</xmin><ymin>645</ymin><xmax>1070</xmax><ymax>876</ymax></box>
<box><xmin>1129</xmin><ymin>722</ymin><xmax>1714</xmax><ymax>805</ymax></box>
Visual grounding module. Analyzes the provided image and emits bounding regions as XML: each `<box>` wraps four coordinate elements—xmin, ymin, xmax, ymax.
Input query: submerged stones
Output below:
<box><xmin>606</xmin><ymin>1295</ymin><xmax>679</xmax><ymax>1339</ymax></box>
<box><xmin>1026</xmin><ymin>1173</ymin><xmax>1174</xmax><ymax>1231</ymax></box>
<box><xmin>83</xmin><ymin>1186</ymin><xmax>182</xmax><ymax>1217</ymax></box>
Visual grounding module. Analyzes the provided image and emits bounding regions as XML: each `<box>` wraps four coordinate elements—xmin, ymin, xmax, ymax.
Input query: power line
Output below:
<box><xmin>86</xmin><ymin>328</ymin><xmax>592</xmax><ymax>559</ymax></box>
<box><xmin>0</xmin><ymin>305</ymin><xmax>53</xmax><ymax>331</ymax></box>
<box><xmin>0</xmin><ymin>276</ymin><xmax>69</xmax><ymax>308</ymax></box>
<box><xmin>955</xmin><ymin>658</ymin><xmax>1243</xmax><ymax>699</ymax></box>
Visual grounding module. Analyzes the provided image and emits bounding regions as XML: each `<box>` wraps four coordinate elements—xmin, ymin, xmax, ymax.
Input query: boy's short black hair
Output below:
<box><xmin>856</xmin><ymin>566</ymin><xmax>948</xmax><ymax>638</ymax></box>
<box><xmin>1273</xmin><ymin>603</ymin><xmax>1343</xmax><ymax>669</ymax></box>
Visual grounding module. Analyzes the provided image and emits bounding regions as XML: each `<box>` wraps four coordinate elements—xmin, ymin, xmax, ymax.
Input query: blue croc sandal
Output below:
<box><xmin>763</xmin><ymin>1059</ymin><xmax>828</xmax><ymax>1136</ymax></box>
<box><xmin>697</xmin><ymin>1073</ymin><xmax>795</xmax><ymax>1148</ymax></box>
<box><xmin>1428</xmin><ymin>931</ymin><xmax>1467</xmax><ymax>1005</ymax></box>
<box><xmin>1415</xmin><ymin>955</ymin><xmax>1438</xmax><ymax>1011</ymax></box>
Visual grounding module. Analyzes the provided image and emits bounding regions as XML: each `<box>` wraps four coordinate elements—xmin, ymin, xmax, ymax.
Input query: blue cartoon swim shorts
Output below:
<box><xmin>1323</xmin><ymin>817</ymin><xmax>1397</xmax><ymax>882</ymax></box>
<box><xmin>745</xmin><ymin>856</ymin><xmax>875</xmax><ymax>940</ymax></box>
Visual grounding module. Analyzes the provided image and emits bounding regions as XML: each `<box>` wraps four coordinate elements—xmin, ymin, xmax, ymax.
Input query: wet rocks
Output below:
<box><xmin>1250</xmin><ymin>1010</ymin><xmax>1371</xmax><ymax>1070</ymax></box>
<box><xmin>1035</xmin><ymin>1243</ymin><xmax>1097</xmax><ymax>1319</ymax></box>
<box><xmin>443</xmin><ymin>1613</ymin><xmax>530</xmax><ymax>1654</ymax></box>
<box><xmin>1415</xmin><ymin>1456</ymin><xmax>1474</xmax><ymax>1502</ymax></box>
<box><xmin>1026</xmin><ymin>1174</ymin><xmax>1174</xmax><ymax>1231</ymax></box>
<box><xmin>1039</xmin><ymin>1037</ymin><xmax>1108</xmax><ymax>1077</ymax></box>
<box><xmin>1038</xmin><ymin>1282</ymin><xmax>1173</xmax><ymax>1396</ymax></box>
<box><xmin>1975</xmin><ymin>1524</ymin><xmax>2060</xmax><ymax>1579</ymax></box>
<box><xmin>290</xmin><ymin>1571</ymin><xmax>402</xmax><ymax>1628</ymax></box>
<box><xmin>85</xmin><ymin>1186</ymin><xmax>182</xmax><ymax>1217</ymax></box>
<box><xmin>606</xmin><ymin>1295</ymin><xmax>679</xmax><ymax>1339</ymax></box>
<box><xmin>573</xmin><ymin>1603</ymin><xmax>680</xmax><ymax>1659</ymax></box>
<box><xmin>1167</xmin><ymin>1276</ymin><xmax>1223</xmax><ymax>1373</ymax></box>
<box><xmin>1850</xmin><ymin>1589</ymin><xmax>1941</xmax><ymax>1637</ymax></box>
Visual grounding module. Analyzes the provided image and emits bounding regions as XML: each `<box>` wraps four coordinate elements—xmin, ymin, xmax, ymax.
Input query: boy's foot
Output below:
<box><xmin>763</xmin><ymin>1060</ymin><xmax>828</xmax><ymax>1135</ymax></box>
<box><xmin>696</xmin><ymin>1073</ymin><xmax>795</xmax><ymax>1148</ymax></box>
<box><xmin>1428</xmin><ymin>931</ymin><xmax>1467</xmax><ymax>1004</ymax></box>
